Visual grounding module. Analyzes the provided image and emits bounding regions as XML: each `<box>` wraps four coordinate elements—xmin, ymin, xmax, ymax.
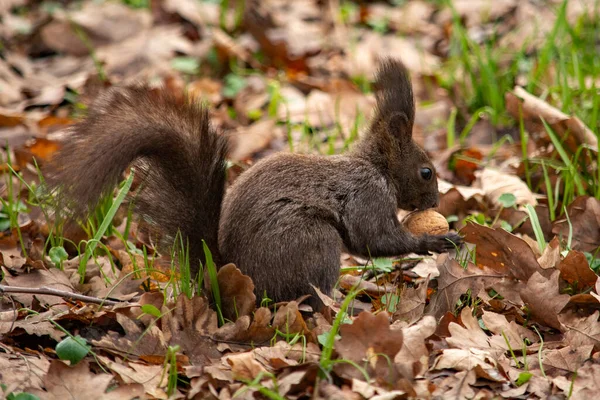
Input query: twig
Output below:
<box><xmin>0</xmin><ymin>285</ymin><xmax>127</xmax><ymax>306</ymax></box>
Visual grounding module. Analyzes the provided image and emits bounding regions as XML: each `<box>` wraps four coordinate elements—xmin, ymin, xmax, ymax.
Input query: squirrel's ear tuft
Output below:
<box><xmin>372</xmin><ymin>58</ymin><xmax>415</xmax><ymax>142</ymax></box>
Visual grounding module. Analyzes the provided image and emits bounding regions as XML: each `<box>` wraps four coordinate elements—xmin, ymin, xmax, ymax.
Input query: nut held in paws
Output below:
<box><xmin>403</xmin><ymin>209</ymin><xmax>449</xmax><ymax>236</ymax></box>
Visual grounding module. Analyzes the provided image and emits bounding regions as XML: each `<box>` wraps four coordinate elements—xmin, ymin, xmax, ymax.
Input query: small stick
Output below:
<box><xmin>0</xmin><ymin>284</ymin><xmax>127</xmax><ymax>306</ymax></box>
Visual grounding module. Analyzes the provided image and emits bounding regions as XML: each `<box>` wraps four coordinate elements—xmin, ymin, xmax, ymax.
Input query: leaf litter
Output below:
<box><xmin>0</xmin><ymin>0</ymin><xmax>599</xmax><ymax>398</ymax></box>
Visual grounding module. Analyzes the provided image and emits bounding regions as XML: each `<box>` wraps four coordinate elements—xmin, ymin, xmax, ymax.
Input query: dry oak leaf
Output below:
<box><xmin>160</xmin><ymin>295</ymin><xmax>222</xmax><ymax>365</ymax></box>
<box><xmin>543</xmin><ymin>345</ymin><xmax>593</xmax><ymax>373</ymax></box>
<box><xmin>335</xmin><ymin>311</ymin><xmax>403</xmax><ymax>380</ymax></box>
<box><xmin>427</xmin><ymin>254</ymin><xmax>504</xmax><ymax>319</ymax></box>
<box><xmin>481</xmin><ymin>310</ymin><xmax>538</xmax><ymax>350</ymax></box>
<box><xmin>272</xmin><ymin>301</ymin><xmax>308</xmax><ymax>334</ymax></box>
<box><xmin>225</xmin><ymin>351</ymin><xmax>268</xmax><ymax>381</ymax></box>
<box><xmin>474</xmin><ymin>168</ymin><xmax>537</xmax><ymax>208</ymax></box>
<box><xmin>431</xmin><ymin>369</ymin><xmax>476</xmax><ymax>399</ymax></box>
<box><xmin>558</xmin><ymin>250</ymin><xmax>598</xmax><ymax>290</ymax></box>
<box><xmin>432</xmin><ymin>347</ymin><xmax>505</xmax><ymax>383</ymax></box>
<box><xmin>217</xmin><ymin>263</ymin><xmax>256</xmax><ymax>321</ymax></box>
<box><xmin>553</xmin><ymin>196</ymin><xmax>600</xmax><ymax>253</ymax></box>
<box><xmin>392</xmin><ymin>278</ymin><xmax>429</xmax><ymax>325</ymax></box>
<box><xmin>97</xmin><ymin>355</ymin><xmax>170</xmax><ymax>399</ymax></box>
<box><xmin>394</xmin><ymin>315</ymin><xmax>436</xmax><ymax>380</ymax></box>
<box><xmin>553</xmin><ymin>363</ymin><xmax>600</xmax><ymax>400</ymax></box>
<box><xmin>446</xmin><ymin>308</ymin><xmax>507</xmax><ymax>360</ymax></box>
<box><xmin>461</xmin><ymin>222</ymin><xmax>546</xmax><ymax>281</ymax></box>
<box><xmin>27</xmin><ymin>360</ymin><xmax>144</xmax><ymax>400</ymax></box>
<box><xmin>0</xmin><ymin>352</ymin><xmax>50</xmax><ymax>393</ymax></box>
<box><xmin>520</xmin><ymin>270</ymin><xmax>570</xmax><ymax>331</ymax></box>
<box><xmin>560</xmin><ymin>310</ymin><xmax>600</xmax><ymax>350</ymax></box>
<box><xmin>213</xmin><ymin>306</ymin><xmax>274</xmax><ymax>344</ymax></box>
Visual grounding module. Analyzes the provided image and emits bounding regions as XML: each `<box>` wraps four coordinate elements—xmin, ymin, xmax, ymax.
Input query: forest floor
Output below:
<box><xmin>0</xmin><ymin>0</ymin><xmax>600</xmax><ymax>399</ymax></box>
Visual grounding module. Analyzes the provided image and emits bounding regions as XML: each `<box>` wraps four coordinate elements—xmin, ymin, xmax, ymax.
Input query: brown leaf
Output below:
<box><xmin>228</xmin><ymin>120</ymin><xmax>280</xmax><ymax>162</ymax></box>
<box><xmin>446</xmin><ymin>308</ymin><xmax>507</xmax><ymax>360</ymax></box>
<box><xmin>432</xmin><ymin>369</ymin><xmax>476</xmax><ymax>399</ymax></box>
<box><xmin>543</xmin><ymin>345</ymin><xmax>593</xmax><ymax>373</ymax></box>
<box><xmin>558</xmin><ymin>250</ymin><xmax>598</xmax><ymax>290</ymax></box>
<box><xmin>0</xmin><ymin>308</ymin><xmax>67</xmax><ymax>342</ymax></box>
<box><xmin>2</xmin><ymin>267</ymin><xmax>76</xmax><ymax>307</ymax></box>
<box><xmin>97</xmin><ymin>356</ymin><xmax>168</xmax><ymax>399</ymax></box>
<box><xmin>0</xmin><ymin>352</ymin><xmax>50</xmax><ymax>393</ymax></box>
<box><xmin>461</xmin><ymin>222</ymin><xmax>546</xmax><ymax>281</ymax></box>
<box><xmin>560</xmin><ymin>311</ymin><xmax>600</xmax><ymax>350</ymax></box>
<box><xmin>272</xmin><ymin>301</ymin><xmax>308</xmax><ymax>335</ymax></box>
<box><xmin>160</xmin><ymin>295</ymin><xmax>222</xmax><ymax>364</ymax></box>
<box><xmin>225</xmin><ymin>351</ymin><xmax>268</xmax><ymax>381</ymax></box>
<box><xmin>428</xmin><ymin>254</ymin><xmax>505</xmax><ymax>319</ymax></box>
<box><xmin>520</xmin><ymin>270</ymin><xmax>570</xmax><ymax>330</ymax></box>
<box><xmin>394</xmin><ymin>316</ymin><xmax>436</xmax><ymax>379</ymax></box>
<box><xmin>393</xmin><ymin>279</ymin><xmax>429</xmax><ymax>325</ymax></box>
<box><xmin>506</xmin><ymin>86</ymin><xmax>598</xmax><ymax>148</ymax></box>
<box><xmin>475</xmin><ymin>168</ymin><xmax>537</xmax><ymax>208</ymax></box>
<box><xmin>553</xmin><ymin>196</ymin><xmax>600</xmax><ymax>253</ymax></box>
<box><xmin>481</xmin><ymin>310</ymin><xmax>538</xmax><ymax>350</ymax></box>
<box><xmin>28</xmin><ymin>360</ymin><xmax>145</xmax><ymax>400</ymax></box>
<box><xmin>335</xmin><ymin>311</ymin><xmax>402</xmax><ymax>380</ymax></box>
<box><xmin>217</xmin><ymin>263</ymin><xmax>256</xmax><ymax>321</ymax></box>
<box><xmin>554</xmin><ymin>363</ymin><xmax>600</xmax><ymax>399</ymax></box>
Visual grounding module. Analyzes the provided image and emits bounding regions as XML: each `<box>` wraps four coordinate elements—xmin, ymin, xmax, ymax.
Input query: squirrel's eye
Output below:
<box><xmin>420</xmin><ymin>167</ymin><xmax>433</xmax><ymax>180</ymax></box>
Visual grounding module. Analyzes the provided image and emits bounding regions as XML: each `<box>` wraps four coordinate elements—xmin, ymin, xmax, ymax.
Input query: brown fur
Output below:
<box><xmin>46</xmin><ymin>59</ymin><xmax>461</xmax><ymax>310</ymax></box>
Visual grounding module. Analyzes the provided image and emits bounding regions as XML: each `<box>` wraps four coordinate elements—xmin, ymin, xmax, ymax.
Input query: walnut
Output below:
<box><xmin>403</xmin><ymin>209</ymin><xmax>449</xmax><ymax>236</ymax></box>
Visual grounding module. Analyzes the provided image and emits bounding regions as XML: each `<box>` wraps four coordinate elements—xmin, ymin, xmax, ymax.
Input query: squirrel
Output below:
<box><xmin>46</xmin><ymin>59</ymin><xmax>461</xmax><ymax>310</ymax></box>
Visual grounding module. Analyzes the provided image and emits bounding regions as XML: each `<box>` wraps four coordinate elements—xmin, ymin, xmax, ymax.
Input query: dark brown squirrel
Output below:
<box><xmin>46</xmin><ymin>59</ymin><xmax>461</xmax><ymax>310</ymax></box>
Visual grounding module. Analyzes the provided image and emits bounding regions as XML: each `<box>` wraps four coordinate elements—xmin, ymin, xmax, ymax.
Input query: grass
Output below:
<box><xmin>441</xmin><ymin>0</ymin><xmax>600</xmax><ymax>221</ymax></box>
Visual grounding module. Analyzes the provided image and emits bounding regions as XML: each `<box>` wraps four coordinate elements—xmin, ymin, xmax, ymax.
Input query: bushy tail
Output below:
<box><xmin>46</xmin><ymin>86</ymin><xmax>228</xmax><ymax>267</ymax></box>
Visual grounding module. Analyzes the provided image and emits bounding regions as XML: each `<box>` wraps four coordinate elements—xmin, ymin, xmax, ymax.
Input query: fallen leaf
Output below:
<box><xmin>558</xmin><ymin>250</ymin><xmax>597</xmax><ymax>290</ymax></box>
<box><xmin>27</xmin><ymin>360</ymin><xmax>145</xmax><ymax>400</ymax></box>
<box><xmin>217</xmin><ymin>263</ymin><xmax>256</xmax><ymax>321</ymax></box>
<box><xmin>461</xmin><ymin>222</ymin><xmax>546</xmax><ymax>281</ymax></box>
<box><xmin>560</xmin><ymin>311</ymin><xmax>600</xmax><ymax>350</ymax></box>
<box><xmin>543</xmin><ymin>345</ymin><xmax>593</xmax><ymax>373</ymax></box>
<box><xmin>335</xmin><ymin>311</ymin><xmax>403</xmax><ymax>380</ymax></box>
<box><xmin>520</xmin><ymin>270</ymin><xmax>570</xmax><ymax>330</ymax></box>
<box><xmin>428</xmin><ymin>254</ymin><xmax>505</xmax><ymax>319</ymax></box>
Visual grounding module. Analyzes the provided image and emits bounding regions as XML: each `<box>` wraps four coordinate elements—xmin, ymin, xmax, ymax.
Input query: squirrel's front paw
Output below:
<box><xmin>417</xmin><ymin>233</ymin><xmax>462</xmax><ymax>255</ymax></box>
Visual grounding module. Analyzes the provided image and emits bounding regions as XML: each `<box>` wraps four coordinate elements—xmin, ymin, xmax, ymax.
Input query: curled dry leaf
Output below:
<box><xmin>217</xmin><ymin>263</ymin><xmax>256</xmax><ymax>321</ymax></box>
<box><xmin>520</xmin><ymin>270</ymin><xmax>570</xmax><ymax>331</ymax></box>
<box><xmin>225</xmin><ymin>351</ymin><xmax>268</xmax><ymax>381</ymax></box>
<box><xmin>506</xmin><ymin>86</ymin><xmax>598</xmax><ymax>149</ymax></box>
<box><xmin>474</xmin><ymin>168</ymin><xmax>537</xmax><ymax>208</ymax></box>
